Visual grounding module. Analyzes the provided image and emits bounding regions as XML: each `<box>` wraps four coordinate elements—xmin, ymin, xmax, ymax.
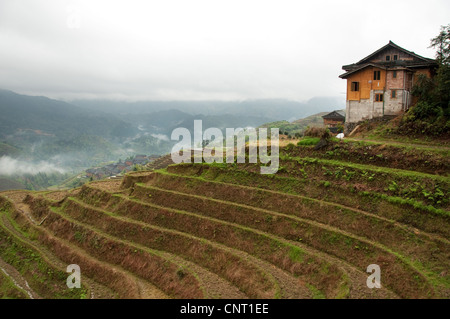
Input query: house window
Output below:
<box><xmin>386</xmin><ymin>55</ymin><xmax>391</xmax><ymax>61</ymax></box>
<box><xmin>375</xmin><ymin>93</ymin><xmax>384</xmax><ymax>102</ymax></box>
<box><xmin>374</xmin><ymin>71</ymin><xmax>381</xmax><ymax>81</ymax></box>
<box><xmin>391</xmin><ymin>90</ymin><xmax>396</xmax><ymax>98</ymax></box>
<box><xmin>393</xmin><ymin>55</ymin><xmax>398</xmax><ymax>61</ymax></box>
<box><xmin>351</xmin><ymin>82</ymin><xmax>360</xmax><ymax>92</ymax></box>
<box><xmin>393</xmin><ymin>71</ymin><xmax>397</xmax><ymax>78</ymax></box>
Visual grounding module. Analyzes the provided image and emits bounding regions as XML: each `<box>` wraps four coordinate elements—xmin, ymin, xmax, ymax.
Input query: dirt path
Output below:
<box><xmin>0</xmin><ymin>257</ymin><xmax>39</xmax><ymax>299</ymax></box>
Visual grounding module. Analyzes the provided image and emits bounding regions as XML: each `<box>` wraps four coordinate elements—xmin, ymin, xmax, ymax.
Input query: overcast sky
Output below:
<box><xmin>0</xmin><ymin>0</ymin><xmax>449</xmax><ymax>102</ymax></box>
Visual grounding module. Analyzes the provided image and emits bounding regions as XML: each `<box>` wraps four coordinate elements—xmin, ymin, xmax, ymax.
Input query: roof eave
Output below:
<box><xmin>356</xmin><ymin>41</ymin><xmax>436</xmax><ymax>65</ymax></box>
<box><xmin>339</xmin><ymin>63</ymin><xmax>386</xmax><ymax>78</ymax></box>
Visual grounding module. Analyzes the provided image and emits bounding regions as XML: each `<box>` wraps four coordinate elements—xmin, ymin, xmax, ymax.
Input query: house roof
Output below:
<box><xmin>357</xmin><ymin>41</ymin><xmax>435</xmax><ymax>65</ymax></box>
<box><xmin>322</xmin><ymin>110</ymin><xmax>346</xmax><ymax>120</ymax></box>
<box><xmin>341</xmin><ymin>41</ymin><xmax>437</xmax><ymax>75</ymax></box>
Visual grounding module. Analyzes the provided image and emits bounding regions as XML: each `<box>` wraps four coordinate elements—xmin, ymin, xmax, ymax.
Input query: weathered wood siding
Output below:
<box><xmin>346</xmin><ymin>67</ymin><xmax>386</xmax><ymax>101</ymax></box>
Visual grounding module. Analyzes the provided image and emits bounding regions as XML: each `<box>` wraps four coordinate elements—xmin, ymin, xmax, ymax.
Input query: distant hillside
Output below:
<box><xmin>0</xmin><ymin>89</ymin><xmax>137</xmax><ymax>140</ymax></box>
<box><xmin>292</xmin><ymin>112</ymin><xmax>329</xmax><ymax>127</ymax></box>
<box><xmin>170</xmin><ymin>113</ymin><xmax>272</xmax><ymax>135</ymax></box>
<box><xmin>72</xmin><ymin>96</ymin><xmax>344</xmax><ymax>122</ymax></box>
<box><xmin>0</xmin><ymin>142</ymin><xmax>21</xmax><ymax>157</ymax></box>
<box><xmin>259</xmin><ymin>111</ymin><xmax>329</xmax><ymax>136</ymax></box>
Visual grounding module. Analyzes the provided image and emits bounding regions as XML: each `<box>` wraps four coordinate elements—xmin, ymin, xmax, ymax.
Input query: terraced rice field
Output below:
<box><xmin>0</xmin><ymin>141</ymin><xmax>448</xmax><ymax>299</ymax></box>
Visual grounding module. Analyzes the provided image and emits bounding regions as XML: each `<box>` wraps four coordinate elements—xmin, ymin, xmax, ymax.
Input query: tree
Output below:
<box><xmin>409</xmin><ymin>24</ymin><xmax>450</xmax><ymax>124</ymax></box>
<box><xmin>429</xmin><ymin>24</ymin><xmax>450</xmax><ymax>116</ymax></box>
<box><xmin>430</xmin><ymin>24</ymin><xmax>450</xmax><ymax>65</ymax></box>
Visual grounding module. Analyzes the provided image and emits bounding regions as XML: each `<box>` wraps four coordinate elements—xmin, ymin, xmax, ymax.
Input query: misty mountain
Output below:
<box><xmin>0</xmin><ymin>89</ymin><xmax>344</xmax><ymax>191</ymax></box>
<box><xmin>0</xmin><ymin>142</ymin><xmax>21</xmax><ymax>157</ymax></box>
<box><xmin>0</xmin><ymin>89</ymin><xmax>137</xmax><ymax>140</ymax></box>
<box><xmin>71</xmin><ymin>97</ymin><xmax>344</xmax><ymax>121</ymax></box>
<box><xmin>168</xmin><ymin>114</ymin><xmax>273</xmax><ymax>136</ymax></box>
<box><xmin>123</xmin><ymin>110</ymin><xmax>273</xmax><ymax>136</ymax></box>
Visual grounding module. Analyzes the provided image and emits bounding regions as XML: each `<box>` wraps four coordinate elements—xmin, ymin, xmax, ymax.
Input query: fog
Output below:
<box><xmin>0</xmin><ymin>156</ymin><xmax>66</xmax><ymax>176</ymax></box>
<box><xmin>1</xmin><ymin>0</ymin><xmax>449</xmax><ymax>101</ymax></box>
<box><xmin>151</xmin><ymin>134</ymin><xmax>170</xmax><ymax>142</ymax></box>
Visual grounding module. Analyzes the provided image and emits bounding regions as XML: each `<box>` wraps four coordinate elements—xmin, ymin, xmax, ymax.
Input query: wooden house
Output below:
<box><xmin>322</xmin><ymin>110</ymin><xmax>345</xmax><ymax>133</ymax></box>
<box><xmin>339</xmin><ymin>41</ymin><xmax>437</xmax><ymax>123</ymax></box>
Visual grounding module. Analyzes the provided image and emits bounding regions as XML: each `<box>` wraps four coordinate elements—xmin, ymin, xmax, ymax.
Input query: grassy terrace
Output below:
<box><xmin>23</xmin><ymin>194</ymin><xmax>206</xmax><ymax>299</ymax></box>
<box><xmin>129</xmin><ymin>171</ymin><xmax>444</xmax><ymax>297</ymax></box>
<box><xmin>168</xmin><ymin>162</ymin><xmax>449</xmax><ymax>235</ymax></box>
<box><xmin>59</xmin><ymin>196</ymin><xmax>281</xmax><ymax>299</ymax></box>
<box><xmin>0</xmin><ymin>197</ymin><xmax>90</xmax><ymax>299</ymax></box>
<box><xmin>145</xmin><ymin>170</ymin><xmax>449</xmax><ymax>269</ymax></box>
<box><xmin>76</xmin><ymin>184</ymin><xmax>349</xmax><ymax>298</ymax></box>
<box><xmin>286</xmin><ymin>139</ymin><xmax>450</xmax><ymax>176</ymax></box>
<box><xmin>0</xmin><ymin>137</ymin><xmax>448</xmax><ymax>299</ymax></box>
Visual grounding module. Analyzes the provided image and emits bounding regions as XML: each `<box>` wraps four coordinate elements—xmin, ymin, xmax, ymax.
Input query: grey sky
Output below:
<box><xmin>0</xmin><ymin>0</ymin><xmax>449</xmax><ymax>102</ymax></box>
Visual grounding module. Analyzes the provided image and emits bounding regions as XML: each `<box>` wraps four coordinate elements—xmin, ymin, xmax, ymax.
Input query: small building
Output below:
<box><xmin>339</xmin><ymin>41</ymin><xmax>437</xmax><ymax>123</ymax></box>
<box><xmin>322</xmin><ymin>110</ymin><xmax>346</xmax><ymax>133</ymax></box>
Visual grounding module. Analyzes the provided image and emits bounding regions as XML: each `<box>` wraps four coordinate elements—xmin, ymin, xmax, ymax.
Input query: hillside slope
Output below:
<box><xmin>258</xmin><ymin>111</ymin><xmax>329</xmax><ymax>136</ymax></box>
<box><xmin>0</xmin><ymin>139</ymin><xmax>448</xmax><ymax>299</ymax></box>
<box><xmin>0</xmin><ymin>89</ymin><xmax>136</xmax><ymax>140</ymax></box>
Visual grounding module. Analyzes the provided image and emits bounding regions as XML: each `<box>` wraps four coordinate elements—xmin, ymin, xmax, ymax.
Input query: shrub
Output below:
<box><xmin>411</xmin><ymin>101</ymin><xmax>443</xmax><ymax>120</ymax></box>
<box><xmin>304</xmin><ymin>127</ymin><xmax>331</xmax><ymax>139</ymax></box>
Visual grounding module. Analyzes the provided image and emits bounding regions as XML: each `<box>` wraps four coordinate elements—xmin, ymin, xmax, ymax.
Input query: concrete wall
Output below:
<box><xmin>383</xmin><ymin>89</ymin><xmax>404</xmax><ymax>115</ymax></box>
<box><xmin>346</xmin><ymin>90</ymin><xmax>385</xmax><ymax>123</ymax></box>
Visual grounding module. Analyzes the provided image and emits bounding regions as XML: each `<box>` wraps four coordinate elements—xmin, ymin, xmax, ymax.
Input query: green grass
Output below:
<box><xmin>0</xmin><ymin>213</ymin><xmax>89</xmax><ymax>299</ymax></box>
<box><xmin>277</xmin><ymin>154</ymin><xmax>449</xmax><ymax>210</ymax></box>
<box><xmin>345</xmin><ymin>138</ymin><xmax>450</xmax><ymax>155</ymax></box>
<box><xmin>366</xmin><ymin>192</ymin><xmax>450</xmax><ymax>217</ymax></box>
<box><xmin>0</xmin><ymin>269</ymin><xmax>29</xmax><ymax>299</ymax></box>
<box><xmin>306</xmin><ymin>283</ymin><xmax>326</xmax><ymax>299</ymax></box>
<box><xmin>297</xmin><ymin>137</ymin><xmax>321</xmax><ymax>146</ymax></box>
<box><xmin>283</xmin><ymin>155</ymin><xmax>450</xmax><ymax>183</ymax></box>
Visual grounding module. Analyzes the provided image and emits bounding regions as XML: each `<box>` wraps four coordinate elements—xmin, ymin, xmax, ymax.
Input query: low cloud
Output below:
<box><xmin>0</xmin><ymin>156</ymin><xmax>65</xmax><ymax>176</ymax></box>
<box><xmin>151</xmin><ymin>134</ymin><xmax>170</xmax><ymax>141</ymax></box>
